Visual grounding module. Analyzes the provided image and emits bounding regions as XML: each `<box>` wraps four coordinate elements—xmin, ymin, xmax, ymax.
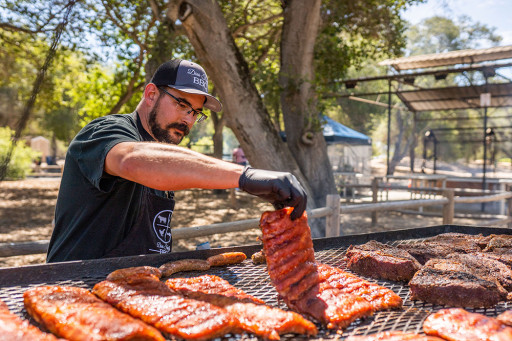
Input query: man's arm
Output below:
<box><xmin>105</xmin><ymin>141</ymin><xmax>243</xmax><ymax>191</ymax></box>
<box><xmin>106</xmin><ymin>141</ymin><xmax>307</xmax><ymax>219</ymax></box>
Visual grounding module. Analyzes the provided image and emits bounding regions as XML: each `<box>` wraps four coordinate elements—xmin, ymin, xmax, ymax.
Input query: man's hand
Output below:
<box><xmin>238</xmin><ymin>167</ymin><xmax>307</xmax><ymax>220</ymax></box>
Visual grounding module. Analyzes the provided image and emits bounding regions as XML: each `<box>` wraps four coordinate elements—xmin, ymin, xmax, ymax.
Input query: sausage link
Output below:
<box><xmin>207</xmin><ymin>252</ymin><xmax>247</xmax><ymax>267</ymax></box>
<box><xmin>159</xmin><ymin>259</ymin><xmax>210</xmax><ymax>277</ymax></box>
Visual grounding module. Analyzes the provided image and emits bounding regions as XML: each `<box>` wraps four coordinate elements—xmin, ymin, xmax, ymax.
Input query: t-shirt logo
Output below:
<box><xmin>153</xmin><ymin>210</ymin><xmax>172</xmax><ymax>244</ymax></box>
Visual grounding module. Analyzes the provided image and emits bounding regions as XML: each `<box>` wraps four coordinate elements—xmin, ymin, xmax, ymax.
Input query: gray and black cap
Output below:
<box><xmin>150</xmin><ymin>59</ymin><xmax>222</xmax><ymax>112</ymax></box>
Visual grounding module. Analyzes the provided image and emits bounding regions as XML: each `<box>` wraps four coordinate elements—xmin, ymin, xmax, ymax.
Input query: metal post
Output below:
<box><xmin>482</xmin><ymin>75</ymin><xmax>489</xmax><ymax>212</ymax></box>
<box><xmin>386</xmin><ymin>79</ymin><xmax>392</xmax><ymax>176</ymax></box>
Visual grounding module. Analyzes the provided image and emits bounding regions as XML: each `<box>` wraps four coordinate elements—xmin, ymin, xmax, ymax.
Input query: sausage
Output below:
<box><xmin>107</xmin><ymin>266</ymin><xmax>162</xmax><ymax>281</ymax></box>
<box><xmin>159</xmin><ymin>259</ymin><xmax>211</xmax><ymax>277</ymax></box>
<box><xmin>207</xmin><ymin>252</ymin><xmax>247</xmax><ymax>267</ymax></box>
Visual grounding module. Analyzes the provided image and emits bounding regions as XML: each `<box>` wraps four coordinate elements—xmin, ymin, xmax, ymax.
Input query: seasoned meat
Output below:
<box><xmin>497</xmin><ymin>310</ymin><xmax>512</xmax><ymax>326</ymax></box>
<box><xmin>0</xmin><ymin>299</ymin><xmax>63</xmax><ymax>341</ymax></box>
<box><xmin>158</xmin><ymin>259</ymin><xmax>210</xmax><ymax>277</ymax></box>
<box><xmin>251</xmin><ymin>250</ymin><xmax>266</xmax><ymax>264</ymax></box>
<box><xmin>397</xmin><ymin>240</ymin><xmax>481</xmax><ymax>265</ymax></box>
<box><xmin>93</xmin><ymin>269</ymin><xmax>238</xmax><ymax>340</ymax></box>
<box><xmin>445</xmin><ymin>252</ymin><xmax>512</xmax><ymax>291</ymax></box>
<box><xmin>260</xmin><ymin>208</ymin><xmax>402</xmax><ymax>330</ymax></box>
<box><xmin>409</xmin><ymin>266</ymin><xmax>507</xmax><ymax>307</ymax></box>
<box><xmin>423</xmin><ymin>232</ymin><xmax>485</xmax><ymax>246</ymax></box>
<box><xmin>423</xmin><ymin>308</ymin><xmax>512</xmax><ymax>340</ymax></box>
<box><xmin>316</xmin><ymin>263</ymin><xmax>403</xmax><ymax>311</ymax></box>
<box><xmin>480</xmin><ymin>250</ymin><xmax>512</xmax><ymax>268</ymax></box>
<box><xmin>24</xmin><ymin>286</ymin><xmax>165</xmax><ymax>341</ymax></box>
<box><xmin>207</xmin><ymin>252</ymin><xmax>247</xmax><ymax>266</ymax></box>
<box><xmin>483</xmin><ymin>234</ymin><xmax>512</xmax><ymax>252</ymax></box>
<box><xmin>165</xmin><ymin>274</ymin><xmax>265</xmax><ymax>305</ymax></box>
<box><xmin>166</xmin><ymin>275</ymin><xmax>317</xmax><ymax>340</ymax></box>
<box><xmin>345</xmin><ymin>240</ymin><xmax>421</xmax><ymax>282</ymax></box>
<box><xmin>346</xmin><ymin>331</ymin><xmax>445</xmax><ymax>340</ymax></box>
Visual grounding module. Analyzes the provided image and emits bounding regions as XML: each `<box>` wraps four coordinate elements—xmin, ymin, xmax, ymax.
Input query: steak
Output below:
<box><xmin>423</xmin><ymin>308</ymin><xmax>512</xmax><ymax>340</ymax></box>
<box><xmin>483</xmin><ymin>234</ymin><xmax>512</xmax><ymax>252</ymax></box>
<box><xmin>165</xmin><ymin>274</ymin><xmax>318</xmax><ymax>340</ymax></box>
<box><xmin>93</xmin><ymin>269</ymin><xmax>238</xmax><ymax>340</ymax></box>
<box><xmin>397</xmin><ymin>239</ymin><xmax>481</xmax><ymax>265</ymax></box>
<box><xmin>0</xmin><ymin>299</ymin><xmax>63</xmax><ymax>341</ymax></box>
<box><xmin>409</xmin><ymin>265</ymin><xmax>507</xmax><ymax>307</ymax></box>
<box><xmin>498</xmin><ymin>310</ymin><xmax>512</xmax><ymax>326</ymax></box>
<box><xmin>345</xmin><ymin>240</ymin><xmax>421</xmax><ymax>282</ymax></box>
<box><xmin>24</xmin><ymin>286</ymin><xmax>165</xmax><ymax>341</ymax></box>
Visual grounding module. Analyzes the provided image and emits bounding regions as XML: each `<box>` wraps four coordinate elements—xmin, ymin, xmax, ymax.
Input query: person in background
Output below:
<box><xmin>232</xmin><ymin>145</ymin><xmax>248</xmax><ymax>166</ymax></box>
<box><xmin>47</xmin><ymin>58</ymin><xmax>307</xmax><ymax>262</ymax></box>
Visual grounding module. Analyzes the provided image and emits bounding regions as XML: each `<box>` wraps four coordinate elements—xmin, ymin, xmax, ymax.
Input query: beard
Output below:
<box><xmin>148</xmin><ymin>96</ymin><xmax>190</xmax><ymax>144</ymax></box>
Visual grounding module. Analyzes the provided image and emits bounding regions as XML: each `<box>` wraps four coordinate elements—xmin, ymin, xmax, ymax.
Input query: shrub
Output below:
<box><xmin>0</xmin><ymin>127</ymin><xmax>40</xmax><ymax>179</ymax></box>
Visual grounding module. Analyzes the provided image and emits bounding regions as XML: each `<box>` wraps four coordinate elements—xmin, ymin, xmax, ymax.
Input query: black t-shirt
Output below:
<box><xmin>47</xmin><ymin>112</ymin><xmax>168</xmax><ymax>262</ymax></box>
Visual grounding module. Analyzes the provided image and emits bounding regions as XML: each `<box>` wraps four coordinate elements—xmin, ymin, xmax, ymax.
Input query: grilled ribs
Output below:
<box><xmin>166</xmin><ymin>275</ymin><xmax>317</xmax><ymax>340</ymax></box>
<box><xmin>345</xmin><ymin>240</ymin><xmax>421</xmax><ymax>282</ymax></box>
<box><xmin>24</xmin><ymin>286</ymin><xmax>164</xmax><ymax>341</ymax></box>
<box><xmin>497</xmin><ymin>310</ymin><xmax>512</xmax><ymax>327</ymax></box>
<box><xmin>93</xmin><ymin>268</ymin><xmax>238</xmax><ymax>340</ymax></box>
<box><xmin>260</xmin><ymin>208</ymin><xmax>402</xmax><ymax>330</ymax></box>
<box><xmin>0</xmin><ymin>299</ymin><xmax>63</xmax><ymax>341</ymax></box>
<box><xmin>345</xmin><ymin>331</ymin><xmax>444</xmax><ymax>340</ymax></box>
<box><xmin>423</xmin><ymin>308</ymin><xmax>512</xmax><ymax>340</ymax></box>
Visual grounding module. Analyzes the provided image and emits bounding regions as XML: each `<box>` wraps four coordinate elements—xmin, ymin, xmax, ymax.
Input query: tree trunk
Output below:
<box><xmin>210</xmin><ymin>111</ymin><xmax>225</xmax><ymax>159</ymax></box>
<box><xmin>279</xmin><ymin>0</ymin><xmax>336</xmax><ymax>214</ymax></box>
<box><xmin>165</xmin><ymin>1</ymin><xmax>316</xmax><ymax>211</ymax></box>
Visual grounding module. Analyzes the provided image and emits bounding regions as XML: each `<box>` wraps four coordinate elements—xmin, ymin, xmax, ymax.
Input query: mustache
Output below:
<box><xmin>167</xmin><ymin>122</ymin><xmax>190</xmax><ymax>136</ymax></box>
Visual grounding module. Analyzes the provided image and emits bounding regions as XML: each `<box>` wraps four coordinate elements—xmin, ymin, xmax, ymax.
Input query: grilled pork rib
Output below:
<box><xmin>345</xmin><ymin>240</ymin><xmax>421</xmax><ymax>282</ymax></box>
<box><xmin>166</xmin><ymin>275</ymin><xmax>317</xmax><ymax>340</ymax></box>
<box><xmin>346</xmin><ymin>331</ymin><xmax>445</xmax><ymax>340</ymax></box>
<box><xmin>0</xmin><ymin>299</ymin><xmax>63</xmax><ymax>341</ymax></box>
<box><xmin>93</xmin><ymin>269</ymin><xmax>237</xmax><ymax>340</ymax></box>
<box><xmin>423</xmin><ymin>308</ymin><xmax>512</xmax><ymax>340</ymax></box>
<box><xmin>23</xmin><ymin>286</ymin><xmax>165</xmax><ymax>341</ymax></box>
<box><xmin>259</xmin><ymin>208</ymin><xmax>402</xmax><ymax>330</ymax></box>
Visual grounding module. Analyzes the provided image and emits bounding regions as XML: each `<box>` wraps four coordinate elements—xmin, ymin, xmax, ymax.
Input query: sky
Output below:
<box><xmin>402</xmin><ymin>0</ymin><xmax>512</xmax><ymax>47</ymax></box>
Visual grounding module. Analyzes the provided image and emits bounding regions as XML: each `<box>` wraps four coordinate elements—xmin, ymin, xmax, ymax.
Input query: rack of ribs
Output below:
<box><xmin>166</xmin><ymin>274</ymin><xmax>317</xmax><ymax>340</ymax></box>
<box><xmin>23</xmin><ymin>286</ymin><xmax>165</xmax><ymax>341</ymax></box>
<box><xmin>259</xmin><ymin>208</ymin><xmax>402</xmax><ymax>330</ymax></box>
<box><xmin>0</xmin><ymin>299</ymin><xmax>63</xmax><ymax>340</ymax></box>
<box><xmin>423</xmin><ymin>308</ymin><xmax>512</xmax><ymax>340</ymax></box>
<box><xmin>92</xmin><ymin>267</ymin><xmax>238</xmax><ymax>340</ymax></box>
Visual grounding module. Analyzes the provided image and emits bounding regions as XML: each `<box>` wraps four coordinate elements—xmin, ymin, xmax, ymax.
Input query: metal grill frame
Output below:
<box><xmin>1</xmin><ymin>224</ymin><xmax>512</xmax><ymax>340</ymax></box>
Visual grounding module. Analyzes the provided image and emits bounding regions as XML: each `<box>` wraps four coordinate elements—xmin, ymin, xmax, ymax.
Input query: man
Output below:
<box><xmin>232</xmin><ymin>145</ymin><xmax>247</xmax><ymax>166</ymax></box>
<box><xmin>47</xmin><ymin>59</ymin><xmax>307</xmax><ymax>262</ymax></box>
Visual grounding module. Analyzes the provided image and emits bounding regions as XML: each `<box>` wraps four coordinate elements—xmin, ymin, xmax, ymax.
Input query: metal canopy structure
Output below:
<box><xmin>339</xmin><ymin>45</ymin><xmax>512</xmax><ymax>191</ymax></box>
<box><xmin>379</xmin><ymin>45</ymin><xmax>512</xmax><ymax>71</ymax></box>
<box><xmin>397</xmin><ymin>82</ymin><xmax>512</xmax><ymax>112</ymax></box>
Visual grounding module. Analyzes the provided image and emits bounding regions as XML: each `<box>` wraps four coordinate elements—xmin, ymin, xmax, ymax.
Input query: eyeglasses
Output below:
<box><xmin>158</xmin><ymin>87</ymin><xmax>208</xmax><ymax>123</ymax></box>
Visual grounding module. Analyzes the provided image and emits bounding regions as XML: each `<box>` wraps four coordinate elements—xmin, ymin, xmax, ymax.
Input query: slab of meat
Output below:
<box><xmin>345</xmin><ymin>240</ymin><xmax>421</xmax><ymax>282</ymax></box>
<box><xmin>0</xmin><ymin>299</ymin><xmax>63</xmax><ymax>341</ymax></box>
<box><xmin>165</xmin><ymin>274</ymin><xmax>264</xmax><ymax>304</ymax></box>
<box><xmin>497</xmin><ymin>310</ymin><xmax>512</xmax><ymax>326</ymax></box>
<box><xmin>409</xmin><ymin>263</ymin><xmax>507</xmax><ymax>307</ymax></box>
<box><xmin>423</xmin><ymin>308</ymin><xmax>512</xmax><ymax>340</ymax></box>
<box><xmin>483</xmin><ymin>234</ymin><xmax>512</xmax><ymax>252</ymax></box>
<box><xmin>166</xmin><ymin>275</ymin><xmax>317</xmax><ymax>340</ymax></box>
<box><xmin>423</xmin><ymin>233</ymin><xmax>486</xmax><ymax>247</ymax></box>
<box><xmin>315</xmin><ymin>263</ymin><xmax>403</xmax><ymax>312</ymax></box>
<box><xmin>397</xmin><ymin>239</ymin><xmax>481</xmax><ymax>265</ymax></box>
<box><xmin>345</xmin><ymin>331</ymin><xmax>445</xmax><ymax>340</ymax></box>
<box><xmin>23</xmin><ymin>286</ymin><xmax>165</xmax><ymax>341</ymax></box>
<box><xmin>93</xmin><ymin>268</ymin><xmax>238</xmax><ymax>340</ymax></box>
<box><xmin>260</xmin><ymin>208</ymin><xmax>402</xmax><ymax>330</ymax></box>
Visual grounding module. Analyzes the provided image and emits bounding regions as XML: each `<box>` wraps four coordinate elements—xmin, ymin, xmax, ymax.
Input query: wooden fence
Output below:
<box><xmin>2</xmin><ymin>183</ymin><xmax>512</xmax><ymax>258</ymax></box>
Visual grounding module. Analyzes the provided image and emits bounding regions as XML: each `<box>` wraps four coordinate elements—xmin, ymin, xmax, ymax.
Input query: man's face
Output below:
<box><xmin>148</xmin><ymin>87</ymin><xmax>205</xmax><ymax>144</ymax></box>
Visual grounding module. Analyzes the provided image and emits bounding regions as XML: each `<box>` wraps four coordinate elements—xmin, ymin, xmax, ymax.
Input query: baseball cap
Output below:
<box><xmin>150</xmin><ymin>59</ymin><xmax>222</xmax><ymax>112</ymax></box>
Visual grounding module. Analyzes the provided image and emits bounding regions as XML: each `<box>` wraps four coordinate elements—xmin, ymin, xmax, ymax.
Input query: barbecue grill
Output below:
<box><xmin>1</xmin><ymin>224</ymin><xmax>511</xmax><ymax>340</ymax></box>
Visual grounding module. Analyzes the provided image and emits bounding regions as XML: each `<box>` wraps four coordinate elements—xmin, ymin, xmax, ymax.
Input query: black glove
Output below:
<box><xmin>239</xmin><ymin>166</ymin><xmax>307</xmax><ymax>220</ymax></box>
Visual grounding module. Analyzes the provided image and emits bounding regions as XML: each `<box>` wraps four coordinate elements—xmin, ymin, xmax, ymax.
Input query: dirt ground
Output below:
<box><xmin>0</xmin><ymin>177</ymin><xmax>486</xmax><ymax>268</ymax></box>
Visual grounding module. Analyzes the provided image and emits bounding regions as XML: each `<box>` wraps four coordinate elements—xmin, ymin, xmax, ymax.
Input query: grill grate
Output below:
<box><xmin>1</xmin><ymin>225</ymin><xmax>511</xmax><ymax>340</ymax></box>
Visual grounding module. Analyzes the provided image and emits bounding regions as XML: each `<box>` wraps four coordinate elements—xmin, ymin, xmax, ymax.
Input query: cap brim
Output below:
<box><xmin>170</xmin><ymin>85</ymin><xmax>222</xmax><ymax>112</ymax></box>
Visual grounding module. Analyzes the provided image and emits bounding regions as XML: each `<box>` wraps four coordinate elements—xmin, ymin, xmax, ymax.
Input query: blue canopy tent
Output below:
<box><xmin>279</xmin><ymin>116</ymin><xmax>372</xmax><ymax>145</ymax></box>
<box><xmin>322</xmin><ymin>116</ymin><xmax>371</xmax><ymax>146</ymax></box>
